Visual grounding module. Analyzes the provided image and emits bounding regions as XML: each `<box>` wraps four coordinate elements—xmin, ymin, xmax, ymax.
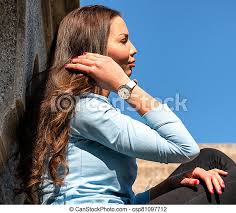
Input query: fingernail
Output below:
<box><xmin>194</xmin><ymin>180</ymin><xmax>199</xmax><ymax>185</ymax></box>
<box><xmin>211</xmin><ymin>189</ymin><xmax>214</xmax><ymax>194</ymax></box>
<box><xmin>64</xmin><ymin>64</ymin><xmax>68</xmax><ymax>67</ymax></box>
<box><xmin>218</xmin><ymin>188</ymin><xmax>222</xmax><ymax>194</ymax></box>
<box><xmin>222</xmin><ymin>182</ymin><xmax>225</xmax><ymax>187</ymax></box>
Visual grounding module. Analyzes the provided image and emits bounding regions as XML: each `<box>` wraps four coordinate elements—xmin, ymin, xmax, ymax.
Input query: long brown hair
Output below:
<box><xmin>16</xmin><ymin>5</ymin><xmax>121</xmax><ymax>204</ymax></box>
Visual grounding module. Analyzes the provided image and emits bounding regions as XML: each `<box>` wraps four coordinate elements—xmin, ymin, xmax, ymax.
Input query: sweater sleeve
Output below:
<box><xmin>70</xmin><ymin>97</ymin><xmax>200</xmax><ymax>164</ymax></box>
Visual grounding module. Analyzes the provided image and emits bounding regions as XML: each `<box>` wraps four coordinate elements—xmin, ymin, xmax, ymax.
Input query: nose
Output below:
<box><xmin>130</xmin><ymin>41</ymin><xmax>137</xmax><ymax>56</ymax></box>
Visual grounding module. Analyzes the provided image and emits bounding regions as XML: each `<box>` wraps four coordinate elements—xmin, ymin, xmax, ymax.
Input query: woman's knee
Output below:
<box><xmin>199</xmin><ymin>147</ymin><xmax>235</xmax><ymax>170</ymax></box>
<box><xmin>199</xmin><ymin>148</ymin><xmax>226</xmax><ymax>158</ymax></box>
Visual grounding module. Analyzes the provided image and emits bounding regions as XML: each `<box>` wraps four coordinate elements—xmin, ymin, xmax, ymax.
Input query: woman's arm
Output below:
<box><xmin>67</xmin><ymin>53</ymin><xmax>200</xmax><ymax>163</ymax></box>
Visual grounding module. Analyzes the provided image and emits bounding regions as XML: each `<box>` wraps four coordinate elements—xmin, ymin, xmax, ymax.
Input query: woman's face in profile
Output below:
<box><xmin>107</xmin><ymin>16</ymin><xmax>137</xmax><ymax>77</ymax></box>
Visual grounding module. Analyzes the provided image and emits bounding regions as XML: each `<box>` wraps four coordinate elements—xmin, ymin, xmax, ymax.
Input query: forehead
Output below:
<box><xmin>109</xmin><ymin>16</ymin><xmax>128</xmax><ymax>36</ymax></box>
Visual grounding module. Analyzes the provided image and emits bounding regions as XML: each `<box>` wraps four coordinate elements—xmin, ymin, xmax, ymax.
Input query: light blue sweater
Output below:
<box><xmin>40</xmin><ymin>92</ymin><xmax>200</xmax><ymax>204</ymax></box>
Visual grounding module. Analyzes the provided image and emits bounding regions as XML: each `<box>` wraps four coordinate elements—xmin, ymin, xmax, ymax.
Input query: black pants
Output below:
<box><xmin>148</xmin><ymin>148</ymin><xmax>236</xmax><ymax>204</ymax></box>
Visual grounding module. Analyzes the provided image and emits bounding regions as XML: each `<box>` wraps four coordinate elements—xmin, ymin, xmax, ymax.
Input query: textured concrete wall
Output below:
<box><xmin>0</xmin><ymin>0</ymin><xmax>80</xmax><ymax>204</ymax></box>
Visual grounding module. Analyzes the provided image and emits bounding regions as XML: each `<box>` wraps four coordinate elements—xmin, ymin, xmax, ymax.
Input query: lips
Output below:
<box><xmin>128</xmin><ymin>62</ymin><xmax>135</xmax><ymax>68</ymax></box>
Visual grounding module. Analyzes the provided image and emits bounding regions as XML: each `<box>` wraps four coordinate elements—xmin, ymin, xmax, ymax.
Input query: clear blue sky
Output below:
<box><xmin>80</xmin><ymin>0</ymin><xmax>236</xmax><ymax>144</ymax></box>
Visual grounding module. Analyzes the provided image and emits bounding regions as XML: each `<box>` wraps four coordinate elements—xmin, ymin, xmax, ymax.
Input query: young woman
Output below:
<box><xmin>18</xmin><ymin>5</ymin><xmax>236</xmax><ymax>204</ymax></box>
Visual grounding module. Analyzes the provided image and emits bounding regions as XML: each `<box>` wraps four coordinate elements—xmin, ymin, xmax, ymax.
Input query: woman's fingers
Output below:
<box><xmin>211</xmin><ymin>174</ymin><xmax>222</xmax><ymax>194</ymax></box>
<box><xmin>70</xmin><ymin>53</ymin><xmax>107</xmax><ymax>67</ymax></box>
<box><xmin>71</xmin><ymin>58</ymin><xmax>96</xmax><ymax>66</ymax></box>
<box><xmin>201</xmin><ymin>169</ymin><xmax>227</xmax><ymax>194</ymax></box>
<box><xmin>203</xmin><ymin>174</ymin><xmax>215</xmax><ymax>194</ymax></box>
<box><xmin>212</xmin><ymin>168</ymin><xmax>228</xmax><ymax>176</ymax></box>
<box><xmin>209</xmin><ymin>169</ymin><xmax>228</xmax><ymax>188</ymax></box>
<box><xmin>192</xmin><ymin>168</ymin><xmax>216</xmax><ymax>194</ymax></box>
<box><xmin>65</xmin><ymin>63</ymin><xmax>95</xmax><ymax>75</ymax></box>
<box><xmin>180</xmin><ymin>178</ymin><xmax>200</xmax><ymax>187</ymax></box>
<box><xmin>66</xmin><ymin>54</ymin><xmax>102</xmax><ymax>74</ymax></box>
<box><xmin>214</xmin><ymin>173</ymin><xmax>225</xmax><ymax>188</ymax></box>
<box><xmin>209</xmin><ymin>169</ymin><xmax>227</xmax><ymax>189</ymax></box>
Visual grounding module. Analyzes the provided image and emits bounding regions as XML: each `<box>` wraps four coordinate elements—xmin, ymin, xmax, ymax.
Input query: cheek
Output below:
<box><xmin>107</xmin><ymin>45</ymin><xmax>129</xmax><ymax>66</ymax></box>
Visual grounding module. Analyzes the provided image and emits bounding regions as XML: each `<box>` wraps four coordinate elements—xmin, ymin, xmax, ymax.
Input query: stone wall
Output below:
<box><xmin>0</xmin><ymin>0</ymin><xmax>80</xmax><ymax>204</ymax></box>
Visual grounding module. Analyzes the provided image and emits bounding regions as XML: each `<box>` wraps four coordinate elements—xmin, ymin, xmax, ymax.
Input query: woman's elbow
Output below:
<box><xmin>183</xmin><ymin>144</ymin><xmax>200</xmax><ymax>163</ymax></box>
<box><xmin>166</xmin><ymin>139</ymin><xmax>200</xmax><ymax>163</ymax></box>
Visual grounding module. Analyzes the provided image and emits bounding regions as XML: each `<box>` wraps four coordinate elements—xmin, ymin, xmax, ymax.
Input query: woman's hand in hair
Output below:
<box><xmin>176</xmin><ymin>167</ymin><xmax>228</xmax><ymax>195</ymax></box>
<box><xmin>65</xmin><ymin>53</ymin><xmax>131</xmax><ymax>92</ymax></box>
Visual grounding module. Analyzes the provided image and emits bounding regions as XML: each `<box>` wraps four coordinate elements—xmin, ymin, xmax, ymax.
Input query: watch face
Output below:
<box><xmin>118</xmin><ymin>87</ymin><xmax>130</xmax><ymax>99</ymax></box>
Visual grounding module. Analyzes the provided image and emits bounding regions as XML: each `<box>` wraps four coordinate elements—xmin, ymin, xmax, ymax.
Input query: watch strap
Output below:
<box><xmin>126</xmin><ymin>79</ymin><xmax>138</xmax><ymax>90</ymax></box>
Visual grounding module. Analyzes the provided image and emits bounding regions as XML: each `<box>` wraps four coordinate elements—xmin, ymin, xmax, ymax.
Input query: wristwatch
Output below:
<box><xmin>117</xmin><ymin>79</ymin><xmax>138</xmax><ymax>100</ymax></box>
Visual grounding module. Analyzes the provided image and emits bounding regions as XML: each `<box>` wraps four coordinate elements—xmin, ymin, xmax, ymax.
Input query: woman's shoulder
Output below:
<box><xmin>72</xmin><ymin>92</ymin><xmax>118</xmax><ymax>120</ymax></box>
<box><xmin>70</xmin><ymin>92</ymin><xmax>120</xmax><ymax>135</ymax></box>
